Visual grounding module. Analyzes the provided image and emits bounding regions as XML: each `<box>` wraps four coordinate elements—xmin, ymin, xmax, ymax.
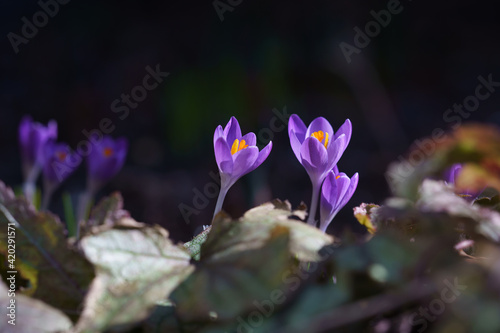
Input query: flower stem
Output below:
<box><xmin>307</xmin><ymin>182</ymin><xmax>320</xmax><ymax>226</ymax></box>
<box><xmin>23</xmin><ymin>182</ymin><xmax>36</xmax><ymax>206</ymax></box>
<box><xmin>76</xmin><ymin>189</ymin><xmax>95</xmax><ymax>241</ymax></box>
<box><xmin>213</xmin><ymin>186</ymin><xmax>228</xmax><ymax>220</ymax></box>
<box><xmin>23</xmin><ymin>166</ymin><xmax>41</xmax><ymax>205</ymax></box>
<box><xmin>41</xmin><ymin>185</ymin><xmax>55</xmax><ymax>211</ymax></box>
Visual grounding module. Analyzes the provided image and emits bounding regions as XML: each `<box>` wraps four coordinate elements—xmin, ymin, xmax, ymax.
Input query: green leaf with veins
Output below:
<box><xmin>73</xmin><ymin>225</ymin><xmax>194</xmax><ymax>333</ymax></box>
<box><xmin>0</xmin><ymin>181</ymin><xmax>94</xmax><ymax>321</ymax></box>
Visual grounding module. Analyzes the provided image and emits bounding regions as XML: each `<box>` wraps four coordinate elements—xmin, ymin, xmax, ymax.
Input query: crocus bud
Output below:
<box><xmin>319</xmin><ymin>170</ymin><xmax>359</xmax><ymax>233</ymax></box>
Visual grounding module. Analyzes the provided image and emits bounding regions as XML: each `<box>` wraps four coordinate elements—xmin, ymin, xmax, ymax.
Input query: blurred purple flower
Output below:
<box><xmin>288</xmin><ymin>114</ymin><xmax>351</xmax><ymax>225</ymax></box>
<box><xmin>213</xmin><ymin>116</ymin><xmax>272</xmax><ymax>217</ymax></box>
<box><xmin>444</xmin><ymin>163</ymin><xmax>462</xmax><ymax>185</ymax></box>
<box><xmin>42</xmin><ymin>141</ymin><xmax>81</xmax><ymax>210</ymax></box>
<box><xmin>444</xmin><ymin>163</ymin><xmax>483</xmax><ymax>200</ymax></box>
<box><xmin>18</xmin><ymin>116</ymin><xmax>57</xmax><ymax>181</ymax></box>
<box><xmin>43</xmin><ymin>142</ymin><xmax>80</xmax><ymax>184</ymax></box>
<box><xmin>87</xmin><ymin>136</ymin><xmax>128</xmax><ymax>191</ymax></box>
<box><xmin>320</xmin><ymin>170</ymin><xmax>359</xmax><ymax>232</ymax></box>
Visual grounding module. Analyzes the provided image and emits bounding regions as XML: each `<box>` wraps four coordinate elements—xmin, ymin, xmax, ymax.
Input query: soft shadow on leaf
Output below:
<box><xmin>141</xmin><ymin>305</ymin><xmax>182</xmax><ymax>333</ymax></box>
<box><xmin>0</xmin><ymin>181</ymin><xmax>94</xmax><ymax>321</ymax></box>
<box><xmin>73</xmin><ymin>225</ymin><xmax>194</xmax><ymax>333</ymax></box>
<box><xmin>171</xmin><ymin>226</ymin><xmax>295</xmax><ymax>324</ymax></box>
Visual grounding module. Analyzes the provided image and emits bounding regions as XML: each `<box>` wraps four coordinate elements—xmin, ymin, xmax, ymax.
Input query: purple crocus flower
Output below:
<box><xmin>86</xmin><ymin>136</ymin><xmax>128</xmax><ymax>192</ymax></box>
<box><xmin>319</xmin><ymin>170</ymin><xmax>359</xmax><ymax>232</ymax></box>
<box><xmin>288</xmin><ymin>114</ymin><xmax>351</xmax><ymax>225</ymax></box>
<box><xmin>42</xmin><ymin>141</ymin><xmax>81</xmax><ymax>209</ymax></box>
<box><xmin>19</xmin><ymin>116</ymin><xmax>57</xmax><ymax>183</ymax></box>
<box><xmin>212</xmin><ymin>117</ymin><xmax>272</xmax><ymax>217</ymax></box>
<box><xmin>444</xmin><ymin>163</ymin><xmax>483</xmax><ymax>201</ymax></box>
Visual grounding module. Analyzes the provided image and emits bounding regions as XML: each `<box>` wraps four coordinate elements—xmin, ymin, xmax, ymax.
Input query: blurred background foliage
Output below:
<box><xmin>1</xmin><ymin>0</ymin><xmax>500</xmax><ymax>241</ymax></box>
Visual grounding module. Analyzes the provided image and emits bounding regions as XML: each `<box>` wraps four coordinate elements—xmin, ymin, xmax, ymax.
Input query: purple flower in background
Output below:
<box><xmin>18</xmin><ymin>116</ymin><xmax>57</xmax><ymax>181</ymax></box>
<box><xmin>444</xmin><ymin>163</ymin><xmax>462</xmax><ymax>185</ymax></box>
<box><xmin>42</xmin><ymin>141</ymin><xmax>81</xmax><ymax>209</ymax></box>
<box><xmin>43</xmin><ymin>142</ymin><xmax>80</xmax><ymax>184</ymax></box>
<box><xmin>444</xmin><ymin>163</ymin><xmax>483</xmax><ymax>201</ymax></box>
<box><xmin>87</xmin><ymin>136</ymin><xmax>128</xmax><ymax>192</ymax></box>
<box><xmin>212</xmin><ymin>116</ymin><xmax>272</xmax><ymax>217</ymax></box>
<box><xmin>288</xmin><ymin>114</ymin><xmax>351</xmax><ymax>225</ymax></box>
<box><xmin>320</xmin><ymin>170</ymin><xmax>359</xmax><ymax>232</ymax></box>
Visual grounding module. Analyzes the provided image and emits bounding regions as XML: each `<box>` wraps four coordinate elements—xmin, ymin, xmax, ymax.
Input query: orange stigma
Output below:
<box><xmin>56</xmin><ymin>152</ymin><xmax>67</xmax><ymax>161</ymax></box>
<box><xmin>336</xmin><ymin>175</ymin><xmax>341</xmax><ymax>179</ymax></box>
<box><xmin>311</xmin><ymin>131</ymin><xmax>329</xmax><ymax>148</ymax></box>
<box><xmin>103</xmin><ymin>147</ymin><xmax>114</xmax><ymax>157</ymax></box>
<box><xmin>230</xmin><ymin>139</ymin><xmax>249</xmax><ymax>155</ymax></box>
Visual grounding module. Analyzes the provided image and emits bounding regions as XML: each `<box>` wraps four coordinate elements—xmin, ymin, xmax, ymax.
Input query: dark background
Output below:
<box><xmin>1</xmin><ymin>0</ymin><xmax>499</xmax><ymax>242</ymax></box>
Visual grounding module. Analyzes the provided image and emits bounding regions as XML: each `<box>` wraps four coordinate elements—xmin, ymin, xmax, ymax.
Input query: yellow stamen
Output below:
<box><xmin>311</xmin><ymin>131</ymin><xmax>324</xmax><ymax>142</ymax></box>
<box><xmin>239</xmin><ymin>140</ymin><xmax>248</xmax><ymax>151</ymax></box>
<box><xmin>103</xmin><ymin>147</ymin><xmax>114</xmax><ymax>157</ymax></box>
<box><xmin>231</xmin><ymin>139</ymin><xmax>249</xmax><ymax>155</ymax></box>
<box><xmin>311</xmin><ymin>131</ymin><xmax>329</xmax><ymax>148</ymax></box>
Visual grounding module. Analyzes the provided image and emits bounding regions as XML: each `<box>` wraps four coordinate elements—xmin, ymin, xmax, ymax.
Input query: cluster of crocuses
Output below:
<box><xmin>213</xmin><ymin>115</ymin><xmax>358</xmax><ymax>233</ymax></box>
<box><xmin>19</xmin><ymin>116</ymin><xmax>128</xmax><ymax>216</ymax></box>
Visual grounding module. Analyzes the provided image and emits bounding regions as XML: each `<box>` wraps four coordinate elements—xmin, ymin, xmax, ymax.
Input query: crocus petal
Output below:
<box><xmin>249</xmin><ymin>141</ymin><xmax>273</xmax><ymax>173</ymax></box>
<box><xmin>18</xmin><ymin>116</ymin><xmax>33</xmax><ymax>145</ymax></box>
<box><xmin>224</xmin><ymin>116</ymin><xmax>242</xmax><ymax>145</ymax></box>
<box><xmin>305</xmin><ymin>117</ymin><xmax>334</xmax><ymax>141</ymax></box>
<box><xmin>288</xmin><ymin>114</ymin><xmax>307</xmax><ymax>161</ymax></box>
<box><xmin>214</xmin><ymin>138</ymin><xmax>233</xmax><ymax>174</ymax></box>
<box><xmin>338</xmin><ymin>173</ymin><xmax>359</xmax><ymax>209</ymax></box>
<box><xmin>240</xmin><ymin>132</ymin><xmax>257</xmax><ymax>147</ymax></box>
<box><xmin>115</xmin><ymin>137</ymin><xmax>129</xmax><ymax>159</ymax></box>
<box><xmin>213</xmin><ymin>125</ymin><xmax>224</xmax><ymax>147</ymax></box>
<box><xmin>326</xmin><ymin>134</ymin><xmax>347</xmax><ymax>172</ymax></box>
<box><xmin>333</xmin><ymin>173</ymin><xmax>354</xmax><ymax>208</ymax></box>
<box><xmin>232</xmin><ymin>146</ymin><xmax>259</xmax><ymax>179</ymax></box>
<box><xmin>19</xmin><ymin>116</ymin><xmax>58</xmax><ymax>169</ymax></box>
<box><xmin>300</xmin><ymin>137</ymin><xmax>329</xmax><ymax>184</ymax></box>
<box><xmin>300</xmin><ymin>137</ymin><xmax>328</xmax><ymax>169</ymax></box>
<box><xmin>320</xmin><ymin>170</ymin><xmax>335</xmax><ymax>210</ymax></box>
<box><xmin>444</xmin><ymin>164</ymin><xmax>462</xmax><ymax>184</ymax></box>
<box><xmin>334</xmin><ymin>119</ymin><xmax>352</xmax><ymax>147</ymax></box>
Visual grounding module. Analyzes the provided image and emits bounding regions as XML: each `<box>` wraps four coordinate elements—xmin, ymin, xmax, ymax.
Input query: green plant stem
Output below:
<box><xmin>307</xmin><ymin>182</ymin><xmax>320</xmax><ymax>226</ymax></box>
<box><xmin>213</xmin><ymin>186</ymin><xmax>229</xmax><ymax>220</ymax></box>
